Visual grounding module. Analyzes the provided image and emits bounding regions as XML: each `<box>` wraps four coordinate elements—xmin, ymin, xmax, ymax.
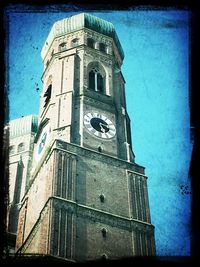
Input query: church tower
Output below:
<box><xmin>15</xmin><ymin>13</ymin><xmax>156</xmax><ymax>261</ymax></box>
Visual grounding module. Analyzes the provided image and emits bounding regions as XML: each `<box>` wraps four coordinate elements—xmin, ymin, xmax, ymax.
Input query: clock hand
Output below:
<box><xmin>99</xmin><ymin>122</ymin><xmax>109</xmax><ymax>133</ymax></box>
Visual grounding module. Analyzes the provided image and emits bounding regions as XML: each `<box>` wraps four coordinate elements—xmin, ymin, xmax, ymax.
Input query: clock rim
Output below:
<box><xmin>84</xmin><ymin>112</ymin><xmax>116</xmax><ymax>139</ymax></box>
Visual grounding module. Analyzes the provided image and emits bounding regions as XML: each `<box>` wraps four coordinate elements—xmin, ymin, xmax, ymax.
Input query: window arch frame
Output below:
<box><xmin>71</xmin><ymin>38</ymin><xmax>79</xmax><ymax>48</ymax></box>
<box><xmin>88</xmin><ymin>68</ymin><xmax>105</xmax><ymax>93</ymax></box>
<box><xmin>87</xmin><ymin>62</ymin><xmax>107</xmax><ymax>94</ymax></box>
<box><xmin>58</xmin><ymin>42</ymin><xmax>67</xmax><ymax>52</ymax></box>
<box><xmin>17</xmin><ymin>143</ymin><xmax>25</xmax><ymax>153</ymax></box>
<box><xmin>9</xmin><ymin>145</ymin><xmax>15</xmax><ymax>155</ymax></box>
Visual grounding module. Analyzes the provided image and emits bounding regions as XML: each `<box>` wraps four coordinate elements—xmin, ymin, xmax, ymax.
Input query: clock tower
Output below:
<box><xmin>15</xmin><ymin>13</ymin><xmax>156</xmax><ymax>261</ymax></box>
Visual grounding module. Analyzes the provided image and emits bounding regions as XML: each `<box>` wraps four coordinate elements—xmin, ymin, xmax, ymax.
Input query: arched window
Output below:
<box><xmin>89</xmin><ymin>71</ymin><xmax>95</xmax><ymax>90</ymax></box>
<box><xmin>9</xmin><ymin>145</ymin><xmax>15</xmax><ymax>155</ymax></box>
<box><xmin>44</xmin><ymin>84</ymin><xmax>52</xmax><ymax>108</ymax></box>
<box><xmin>46</xmin><ymin>59</ymin><xmax>50</xmax><ymax>68</ymax></box>
<box><xmin>87</xmin><ymin>62</ymin><xmax>106</xmax><ymax>94</ymax></box>
<box><xmin>89</xmin><ymin>68</ymin><xmax>105</xmax><ymax>93</ymax></box>
<box><xmin>101</xmin><ymin>228</ymin><xmax>107</xmax><ymax>238</ymax></box>
<box><xmin>59</xmin><ymin>42</ymin><xmax>67</xmax><ymax>52</ymax></box>
<box><xmin>98</xmin><ymin>146</ymin><xmax>102</xmax><ymax>153</ymax></box>
<box><xmin>97</xmin><ymin>73</ymin><xmax>104</xmax><ymax>92</ymax></box>
<box><xmin>99</xmin><ymin>194</ymin><xmax>105</xmax><ymax>202</ymax></box>
<box><xmin>18</xmin><ymin>143</ymin><xmax>25</xmax><ymax>153</ymax></box>
<box><xmin>99</xmin><ymin>43</ymin><xmax>106</xmax><ymax>53</ymax></box>
<box><xmin>87</xmin><ymin>38</ymin><xmax>95</xmax><ymax>49</ymax></box>
<box><xmin>71</xmin><ymin>38</ymin><xmax>79</xmax><ymax>47</ymax></box>
<box><xmin>101</xmin><ymin>254</ymin><xmax>108</xmax><ymax>260</ymax></box>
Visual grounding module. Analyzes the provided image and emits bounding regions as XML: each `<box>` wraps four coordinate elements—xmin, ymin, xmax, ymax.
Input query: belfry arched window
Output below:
<box><xmin>87</xmin><ymin>62</ymin><xmax>106</xmax><ymax>94</ymax></box>
<box><xmin>89</xmin><ymin>68</ymin><xmax>104</xmax><ymax>93</ymax></box>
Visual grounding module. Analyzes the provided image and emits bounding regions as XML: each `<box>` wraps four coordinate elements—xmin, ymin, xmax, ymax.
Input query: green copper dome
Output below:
<box><xmin>41</xmin><ymin>13</ymin><xmax>124</xmax><ymax>60</ymax></box>
<box><xmin>9</xmin><ymin>115</ymin><xmax>38</xmax><ymax>139</ymax></box>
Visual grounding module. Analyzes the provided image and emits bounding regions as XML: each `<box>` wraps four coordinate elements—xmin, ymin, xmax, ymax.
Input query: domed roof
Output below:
<box><xmin>9</xmin><ymin>115</ymin><xmax>38</xmax><ymax>139</ymax></box>
<box><xmin>41</xmin><ymin>13</ymin><xmax>124</xmax><ymax>60</ymax></box>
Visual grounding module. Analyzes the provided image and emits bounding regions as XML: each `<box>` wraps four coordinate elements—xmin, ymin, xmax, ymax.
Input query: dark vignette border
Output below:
<box><xmin>0</xmin><ymin>0</ymin><xmax>198</xmax><ymax>266</ymax></box>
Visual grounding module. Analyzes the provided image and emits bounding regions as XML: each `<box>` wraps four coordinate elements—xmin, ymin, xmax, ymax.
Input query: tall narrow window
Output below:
<box><xmin>89</xmin><ymin>68</ymin><xmax>105</xmax><ymax>93</ymax></box>
<box><xmin>99</xmin><ymin>43</ymin><xmax>106</xmax><ymax>53</ymax></box>
<box><xmin>87</xmin><ymin>62</ymin><xmax>106</xmax><ymax>94</ymax></box>
<box><xmin>101</xmin><ymin>228</ymin><xmax>107</xmax><ymax>238</ymax></box>
<box><xmin>44</xmin><ymin>84</ymin><xmax>52</xmax><ymax>108</ymax></box>
<box><xmin>46</xmin><ymin>60</ymin><xmax>50</xmax><ymax>67</ymax></box>
<box><xmin>99</xmin><ymin>194</ymin><xmax>105</xmax><ymax>202</ymax></box>
<box><xmin>87</xmin><ymin>38</ymin><xmax>95</xmax><ymax>49</ymax></box>
<box><xmin>97</xmin><ymin>73</ymin><xmax>104</xmax><ymax>93</ymax></box>
<box><xmin>89</xmin><ymin>71</ymin><xmax>95</xmax><ymax>90</ymax></box>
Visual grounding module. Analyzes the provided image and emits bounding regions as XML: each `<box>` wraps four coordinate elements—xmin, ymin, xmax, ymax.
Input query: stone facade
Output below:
<box><xmin>37</xmin><ymin>20</ymin><xmax>133</xmax><ymax>163</ymax></box>
<box><xmin>8</xmin><ymin>13</ymin><xmax>156</xmax><ymax>261</ymax></box>
<box><xmin>7</xmin><ymin>115</ymin><xmax>37</xmax><ymax>253</ymax></box>
<box><xmin>7</xmin><ymin>115</ymin><xmax>38</xmax><ymax>252</ymax></box>
<box><xmin>16</xmin><ymin>140</ymin><xmax>155</xmax><ymax>261</ymax></box>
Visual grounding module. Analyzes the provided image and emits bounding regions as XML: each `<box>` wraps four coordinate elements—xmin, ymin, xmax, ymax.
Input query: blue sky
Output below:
<box><xmin>5</xmin><ymin>7</ymin><xmax>193</xmax><ymax>256</ymax></box>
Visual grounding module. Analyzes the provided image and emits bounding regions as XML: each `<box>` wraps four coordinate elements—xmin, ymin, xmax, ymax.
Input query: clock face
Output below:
<box><xmin>36</xmin><ymin>123</ymin><xmax>50</xmax><ymax>160</ymax></box>
<box><xmin>84</xmin><ymin>112</ymin><xmax>116</xmax><ymax>139</ymax></box>
<box><xmin>38</xmin><ymin>131</ymin><xmax>47</xmax><ymax>154</ymax></box>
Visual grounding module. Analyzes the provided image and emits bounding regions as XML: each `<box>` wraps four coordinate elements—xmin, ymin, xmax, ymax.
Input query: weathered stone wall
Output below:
<box><xmin>16</xmin><ymin>142</ymin><xmax>155</xmax><ymax>259</ymax></box>
<box><xmin>9</xmin><ymin>133</ymin><xmax>35</xmax><ymax>204</ymax></box>
<box><xmin>16</xmin><ymin>150</ymin><xmax>55</xmax><ymax>252</ymax></box>
<box><xmin>8</xmin><ymin>132</ymin><xmax>36</xmax><ymax>235</ymax></box>
<box><xmin>50</xmin><ymin>143</ymin><xmax>154</xmax><ymax>260</ymax></box>
<box><xmin>39</xmin><ymin>28</ymin><xmax>131</xmax><ymax>161</ymax></box>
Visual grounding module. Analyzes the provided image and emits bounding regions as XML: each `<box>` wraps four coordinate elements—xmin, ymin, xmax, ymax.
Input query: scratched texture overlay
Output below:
<box><xmin>5</xmin><ymin>4</ymin><xmax>193</xmax><ymax>257</ymax></box>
